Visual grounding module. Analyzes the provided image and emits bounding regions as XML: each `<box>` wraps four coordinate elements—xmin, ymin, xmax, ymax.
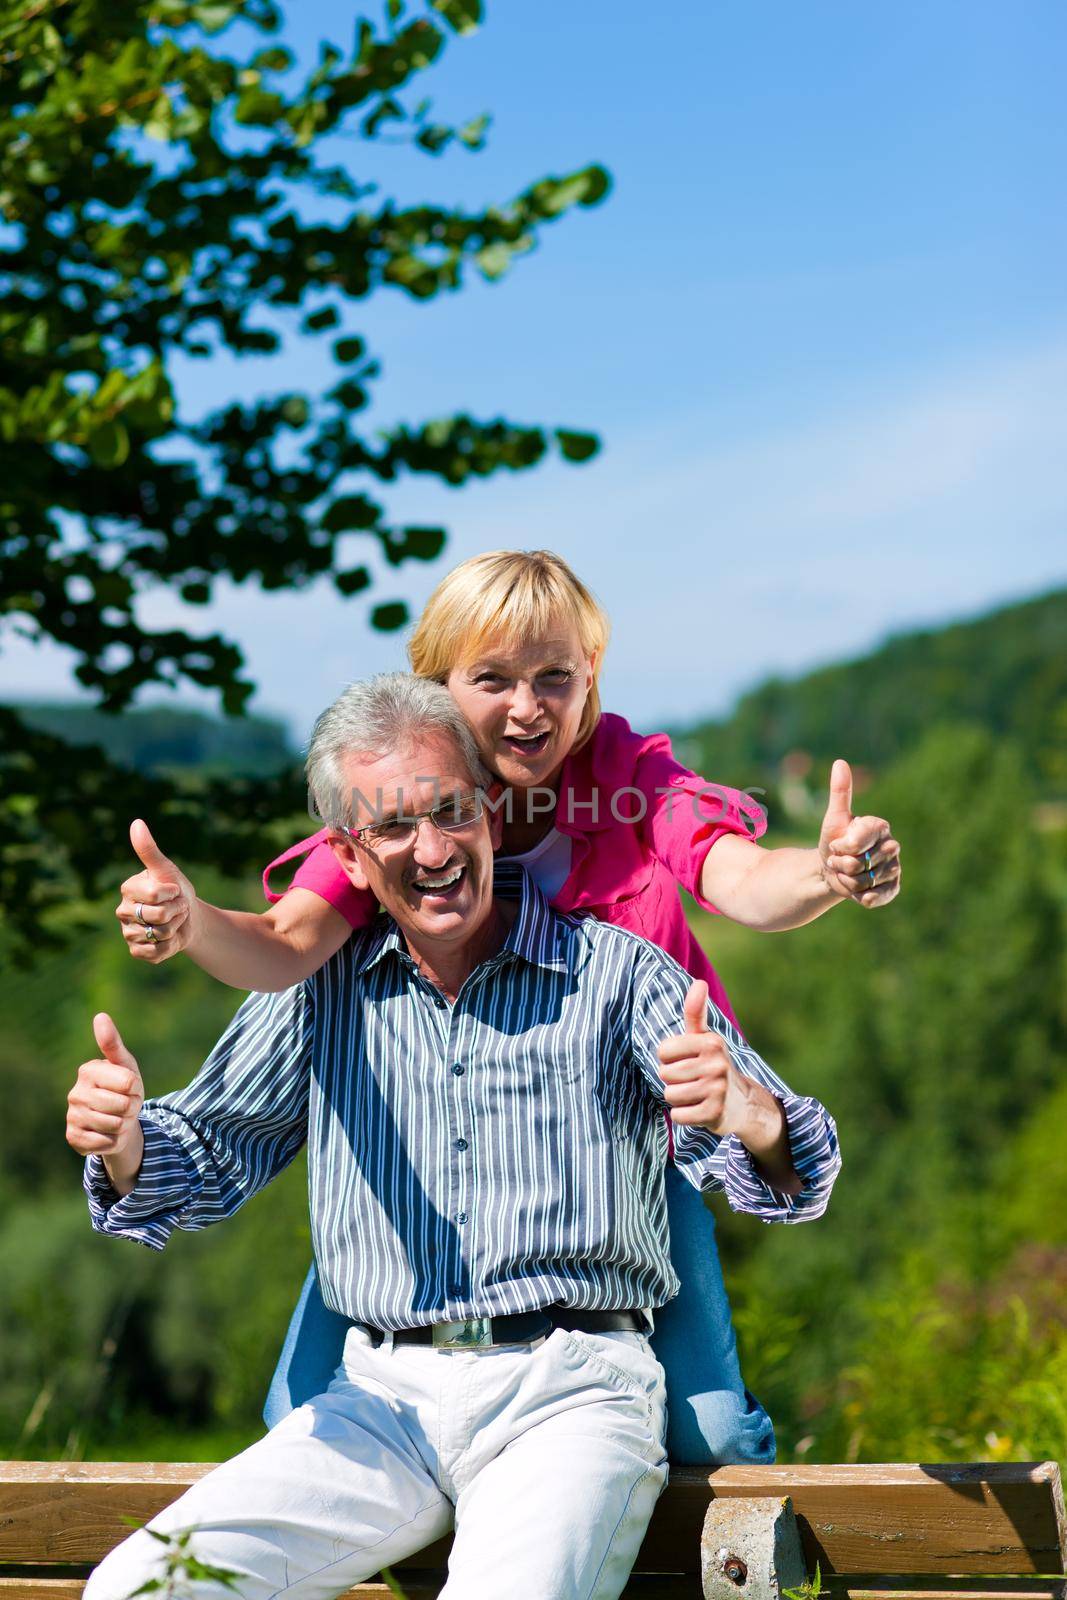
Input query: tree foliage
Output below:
<box><xmin>0</xmin><ymin>0</ymin><xmax>609</xmax><ymax>954</ymax></box>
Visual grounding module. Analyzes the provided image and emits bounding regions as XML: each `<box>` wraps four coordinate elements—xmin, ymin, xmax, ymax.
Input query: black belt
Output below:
<box><xmin>362</xmin><ymin>1307</ymin><xmax>650</xmax><ymax>1350</ymax></box>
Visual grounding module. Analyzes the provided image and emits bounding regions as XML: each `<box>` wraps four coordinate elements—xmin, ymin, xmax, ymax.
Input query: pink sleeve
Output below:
<box><xmin>262</xmin><ymin>830</ymin><xmax>378</xmax><ymax>931</ymax></box>
<box><xmin>632</xmin><ymin>742</ymin><xmax>768</xmax><ymax>915</ymax></box>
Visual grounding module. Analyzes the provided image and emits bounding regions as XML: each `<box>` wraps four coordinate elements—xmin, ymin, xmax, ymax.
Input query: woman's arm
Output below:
<box><xmin>116</xmin><ymin>821</ymin><xmax>353</xmax><ymax>991</ymax></box>
<box><xmin>700</xmin><ymin>761</ymin><xmax>901</xmax><ymax>931</ymax></box>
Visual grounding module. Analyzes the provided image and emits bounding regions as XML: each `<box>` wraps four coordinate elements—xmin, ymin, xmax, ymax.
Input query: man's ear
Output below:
<box><xmin>329</xmin><ymin>830</ymin><xmax>370</xmax><ymax>890</ymax></box>
<box><xmin>485</xmin><ymin>781</ymin><xmax>505</xmax><ymax>851</ymax></box>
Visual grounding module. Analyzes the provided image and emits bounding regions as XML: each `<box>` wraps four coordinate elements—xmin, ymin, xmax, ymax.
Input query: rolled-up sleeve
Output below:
<box><xmin>628</xmin><ymin>945</ymin><xmax>841</xmax><ymax>1222</ymax></box>
<box><xmin>84</xmin><ymin>983</ymin><xmax>315</xmax><ymax>1251</ymax></box>
<box><xmin>631</xmin><ymin>740</ymin><xmax>768</xmax><ymax>914</ymax></box>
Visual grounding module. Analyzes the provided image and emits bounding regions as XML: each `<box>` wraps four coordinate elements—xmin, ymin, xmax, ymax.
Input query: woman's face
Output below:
<box><xmin>446</xmin><ymin>625</ymin><xmax>595</xmax><ymax>791</ymax></box>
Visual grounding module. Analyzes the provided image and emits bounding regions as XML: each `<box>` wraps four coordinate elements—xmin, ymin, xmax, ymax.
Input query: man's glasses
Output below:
<box><xmin>344</xmin><ymin>791</ymin><xmax>484</xmax><ymax>851</ymax></box>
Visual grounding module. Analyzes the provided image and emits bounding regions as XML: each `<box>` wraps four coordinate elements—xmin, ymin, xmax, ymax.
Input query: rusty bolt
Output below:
<box><xmin>722</xmin><ymin>1555</ymin><xmax>748</xmax><ymax>1585</ymax></box>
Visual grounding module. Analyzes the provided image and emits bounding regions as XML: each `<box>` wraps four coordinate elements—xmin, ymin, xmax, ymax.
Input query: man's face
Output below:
<box><xmin>329</xmin><ymin>732</ymin><xmax>502</xmax><ymax>952</ymax></box>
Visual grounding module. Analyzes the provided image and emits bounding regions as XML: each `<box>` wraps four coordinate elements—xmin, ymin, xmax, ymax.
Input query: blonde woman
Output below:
<box><xmin>118</xmin><ymin>550</ymin><xmax>900</xmax><ymax>1463</ymax></box>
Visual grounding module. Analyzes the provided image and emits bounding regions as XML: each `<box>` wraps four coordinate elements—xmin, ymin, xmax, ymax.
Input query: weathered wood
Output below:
<box><xmin>823</xmin><ymin>1580</ymin><xmax>1067</xmax><ymax>1596</ymax></box>
<box><xmin>657</xmin><ymin>1465</ymin><xmax>1067</xmax><ymax>1577</ymax></box>
<box><xmin>701</xmin><ymin>1496</ymin><xmax>806</xmax><ymax>1600</ymax></box>
<box><xmin>0</xmin><ymin>1461</ymin><xmax>1063</xmax><ymax>1579</ymax></box>
<box><xmin>828</xmin><ymin>1590</ymin><xmax>1067</xmax><ymax>1600</ymax></box>
<box><xmin>0</xmin><ymin>1579</ymin><xmax>699</xmax><ymax>1600</ymax></box>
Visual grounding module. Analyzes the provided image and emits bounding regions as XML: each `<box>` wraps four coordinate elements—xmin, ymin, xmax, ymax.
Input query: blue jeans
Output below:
<box><xmin>263</xmin><ymin>1165</ymin><xmax>775</xmax><ymax>1466</ymax></box>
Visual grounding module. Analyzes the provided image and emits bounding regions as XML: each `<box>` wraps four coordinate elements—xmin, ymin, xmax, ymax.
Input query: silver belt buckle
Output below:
<box><xmin>432</xmin><ymin>1316</ymin><xmax>492</xmax><ymax>1349</ymax></box>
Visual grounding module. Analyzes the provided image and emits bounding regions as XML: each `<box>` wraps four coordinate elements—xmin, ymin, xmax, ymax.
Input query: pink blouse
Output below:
<box><xmin>264</xmin><ymin>713</ymin><xmax>766</xmax><ymax>1027</ymax></box>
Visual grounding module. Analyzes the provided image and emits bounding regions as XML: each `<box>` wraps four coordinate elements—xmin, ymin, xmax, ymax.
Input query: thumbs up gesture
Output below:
<box><xmin>818</xmin><ymin>759</ymin><xmax>902</xmax><ymax>908</ymax></box>
<box><xmin>657</xmin><ymin>979</ymin><xmax>748</xmax><ymax>1134</ymax></box>
<box><xmin>116</xmin><ymin>820</ymin><xmax>196</xmax><ymax>963</ymax></box>
<box><xmin>66</xmin><ymin>1014</ymin><xmax>145</xmax><ymax>1189</ymax></box>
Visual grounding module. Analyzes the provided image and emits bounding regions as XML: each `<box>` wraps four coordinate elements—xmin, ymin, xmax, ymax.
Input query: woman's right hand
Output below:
<box><xmin>116</xmin><ymin>819</ymin><xmax>197</xmax><ymax>963</ymax></box>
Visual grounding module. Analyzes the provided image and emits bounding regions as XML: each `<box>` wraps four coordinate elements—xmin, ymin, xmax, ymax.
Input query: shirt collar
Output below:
<box><xmin>355</xmin><ymin>862</ymin><xmax>570</xmax><ymax>980</ymax></box>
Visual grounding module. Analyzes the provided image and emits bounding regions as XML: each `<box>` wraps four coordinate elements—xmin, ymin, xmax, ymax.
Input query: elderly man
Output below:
<box><xmin>68</xmin><ymin>673</ymin><xmax>840</xmax><ymax>1600</ymax></box>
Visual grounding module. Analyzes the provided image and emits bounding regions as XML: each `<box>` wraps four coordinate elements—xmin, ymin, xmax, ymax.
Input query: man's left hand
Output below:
<box><xmin>818</xmin><ymin>759</ymin><xmax>902</xmax><ymax>908</ymax></box>
<box><xmin>657</xmin><ymin>979</ymin><xmax>749</xmax><ymax>1131</ymax></box>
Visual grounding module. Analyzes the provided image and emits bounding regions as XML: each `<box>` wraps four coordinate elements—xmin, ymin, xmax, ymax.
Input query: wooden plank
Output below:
<box><xmin>643</xmin><ymin>1465</ymin><xmax>1067</xmax><ymax>1577</ymax></box>
<box><xmin>0</xmin><ymin>1462</ymin><xmax>1063</xmax><ymax>1577</ymax></box>
<box><xmin>831</xmin><ymin>1591</ymin><xmax>1067</xmax><ymax>1599</ymax></box>
<box><xmin>0</xmin><ymin>1588</ymin><xmax>438</xmax><ymax>1600</ymax></box>
<box><xmin>0</xmin><ymin>1579</ymin><xmax>697</xmax><ymax>1600</ymax></box>
<box><xmin>823</xmin><ymin>1579</ymin><xmax>1067</xmax><ymax>1596</ymax></box>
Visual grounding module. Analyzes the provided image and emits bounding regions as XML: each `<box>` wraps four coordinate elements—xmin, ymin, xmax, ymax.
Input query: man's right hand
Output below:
<box><xmin>66</xmin><ymin>1014</ymin><xmax>146</xmax><ymax>1193</ymax></box>
<box><xmin>116</xmin><ymin>819</ymin><xmax>196</xmax><ymax>963</ymax></box>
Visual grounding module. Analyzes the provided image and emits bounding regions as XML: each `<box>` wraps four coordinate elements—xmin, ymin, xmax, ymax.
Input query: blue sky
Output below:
<box><xmin>6</xmin><ymin>0</ymin><xmax>1066</xmax><ymax>741</ymax></box>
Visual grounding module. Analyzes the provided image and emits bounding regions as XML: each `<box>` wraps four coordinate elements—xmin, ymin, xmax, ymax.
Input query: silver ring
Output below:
<box><xmin>144</xmin><ymin>927</ymin><xmax>159</xmax><ymax>945</ymax></box>
<box><xmin>135</xmin><ymin>901</ymin><xmax>149</xmax><ymax>928</ymax></box>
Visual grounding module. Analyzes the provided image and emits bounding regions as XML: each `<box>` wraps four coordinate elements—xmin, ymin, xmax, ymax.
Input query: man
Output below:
<box><xmin>68</xmin><ymin>673</ymin><xmax>840</xmax><ymax>1600</ymax></box>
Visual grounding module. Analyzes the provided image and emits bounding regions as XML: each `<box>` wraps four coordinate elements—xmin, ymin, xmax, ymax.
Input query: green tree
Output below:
<box><xmin>703</xmin><ymin>725</ymin><xmax>1067</xmax><ymax>1455</ymax></box>
<box><xmin>0</xmin><ymin>0</ymin><xmax>608</xmax><ymax>955</ymax></box>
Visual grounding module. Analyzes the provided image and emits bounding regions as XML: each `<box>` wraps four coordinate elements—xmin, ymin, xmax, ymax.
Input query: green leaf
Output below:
<box><xmin>280</xmin><ymin>396</ymin><xmax>310</xmax><ymax>427</ymax></box>
<box><xmin>475</xmin><ymin>242</ymin><xmax>513</xmax><ymax>279</ymax></box>
<box><xmin>192</xmin><ymin>1</ymin><xmax>242</xmax><ymax>33</ymax></box>
<box><xmin>457</xmin><ymin>112</ymin><xmax>491</xmax><ymax>150</ymax></box>
<box><xmin>251</xmin><ymin>46</ymin><xmax>293</xmax><ymax>70</ymax></box>
<box><xmin>363</xmin><ymin>97</ymin><xmax>405</xmax><ymax>138</ymax></box>
<box><xmin>235</xmin><ymin>89</ymin><xmax>286</xmax><ymax>126</ymax></box>
<box><xmin>302</xmin><ymin>307</ymin><xmax>340</xmax><ymax>333</ymax></box>
<box><xmin>430</xmin><ymin>0</ymin><xmax>483</xmax><ymax>34</ymax></box>
<box><xmin>554</xmin><ymin>429</ymin><xmax>599</xmax><ymax>463</ymax></box>
<box><xmin>321</xmin><ymin>495</ymin><xmax>380</xmax><ymax>533</ymax></box>
<box><xmin>371</xmin><ymin>601</ymin><xmax>409</xmax><ymax>630</ymax></box>
<box><xmin>386</xmin><ymin>525</ymin><xmax>446</xmax><ymax>563</ymax></box>
<box><xmin>415</xmin><ymin>124</ymin><xmax>453</xmax><ymax>156</ymax></box>
<box><xmin>87</xmin><ymin>420</ymin><xmax>130</xmax><ymax>468</ymax></box>
<box><xmin>332</xmin><ymin>337</ymin><xmax>366</xmax><ymax>365</ymax></box>
<box><xmin>335</xmin><ymin>567</ymin><xmax>371</xmax><ymax>595</ymax></box>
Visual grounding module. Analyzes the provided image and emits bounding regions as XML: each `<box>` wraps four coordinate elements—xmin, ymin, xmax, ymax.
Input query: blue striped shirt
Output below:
<box><xmin>85</xmin><ymin>867</ymin><xmax>840</xmax><ymax>1327</ymax></box>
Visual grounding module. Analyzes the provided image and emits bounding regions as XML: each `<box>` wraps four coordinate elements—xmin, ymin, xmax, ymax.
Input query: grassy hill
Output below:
<box><xmin>675</xmin><ymin>586</ymin><xmax>1067</xmax><ymax>795</ymax></box>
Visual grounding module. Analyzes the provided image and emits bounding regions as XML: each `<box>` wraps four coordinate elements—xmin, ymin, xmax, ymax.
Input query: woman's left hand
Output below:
<box><xmin>818</xmin><ymin>759</ymin><xmax>902</xmax><ymax>908</ymax></box>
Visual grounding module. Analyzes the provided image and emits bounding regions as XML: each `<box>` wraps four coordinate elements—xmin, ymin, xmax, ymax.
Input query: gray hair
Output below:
<box><xmin>306</xmin><ymin>672</ymin><xmax>491</xmax><ymax>828</ymax></box>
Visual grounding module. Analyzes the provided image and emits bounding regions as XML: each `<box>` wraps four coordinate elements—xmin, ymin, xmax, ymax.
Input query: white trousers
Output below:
<box><xmin>86</xmin><ymin>1324</ymin><xmax>668</xmax><ymax>1600</ymax></box>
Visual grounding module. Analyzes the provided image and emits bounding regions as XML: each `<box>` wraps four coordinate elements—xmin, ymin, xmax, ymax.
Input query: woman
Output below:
<box><xmin>117</xmin><ymin>549</ymin><xmax>900</xmax><ymax>1463</ymax></box>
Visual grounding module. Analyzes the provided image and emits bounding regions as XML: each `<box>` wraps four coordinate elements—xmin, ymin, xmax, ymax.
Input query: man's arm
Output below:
<box><xmin>628</xmin><ymin>948</ymin><xmax>841</xmax><ymax>1223</ymax></box>
<box><xmin>67</xmin><ymin>983</ymin><xmax>315</xmax><ymax>1251</ymax></box>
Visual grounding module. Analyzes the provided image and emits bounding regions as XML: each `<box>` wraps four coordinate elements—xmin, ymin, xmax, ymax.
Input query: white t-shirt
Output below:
<box><xmin>498</xmin><ymin>827</ymin><xmax>573</xmax><ymax>903</ymax></box>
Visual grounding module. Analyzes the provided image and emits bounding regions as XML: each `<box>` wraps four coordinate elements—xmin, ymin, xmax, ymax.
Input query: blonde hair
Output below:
<box><xmin>408</xmin><ymin>550</ymin><xmax>610</xmax><ymax>751</ymax></box>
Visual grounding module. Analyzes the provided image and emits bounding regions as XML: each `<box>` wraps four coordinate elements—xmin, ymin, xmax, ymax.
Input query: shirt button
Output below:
<box><xmin>451</xmin><ymin>1063</ymin><xmax>465</xmax><ymax>1076</ymax></box>
<box><xmin>457</xmin><ymin>1211</ymin><xmax>468</xmax><ymax>1225</ymax></box>
<box><xmin>450</xmin><ymin>1283</ymin><xmax>463</xmax><ymax>1298</ymax></box>
<box><xmin>455</xmin><ymin>1138</ymin><xmax>468</xmax><ymax>1151</ymax></box>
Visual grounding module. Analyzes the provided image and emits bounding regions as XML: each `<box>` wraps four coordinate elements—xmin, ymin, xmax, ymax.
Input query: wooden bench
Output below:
<box><xmin>1</xmin><ymin>1462</ymin><xmax>1064</xmax><ymax>1600</ymax></box>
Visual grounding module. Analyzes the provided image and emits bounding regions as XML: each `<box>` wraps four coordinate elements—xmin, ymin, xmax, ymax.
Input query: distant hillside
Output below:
<box><xmin>675</xmin><ymin>587</ymin><xmax>1067</xmax><ymax>795</ymax></box>
<box><xmin>9</xmin><ymin>702</ymin><xmax>297</xmax><ymax>778</ymax></box>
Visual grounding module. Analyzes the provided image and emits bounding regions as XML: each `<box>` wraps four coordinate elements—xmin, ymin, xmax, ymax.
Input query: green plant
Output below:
<box><xmin>120</xmin><ymin>1521</ymin><xmax>242</xmax><ymax>1600</ymax></box>
<box><xmin>782</xmin><ymin>1560</ymin><xmax>821</xmax><ymax>1600</ymax></box>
